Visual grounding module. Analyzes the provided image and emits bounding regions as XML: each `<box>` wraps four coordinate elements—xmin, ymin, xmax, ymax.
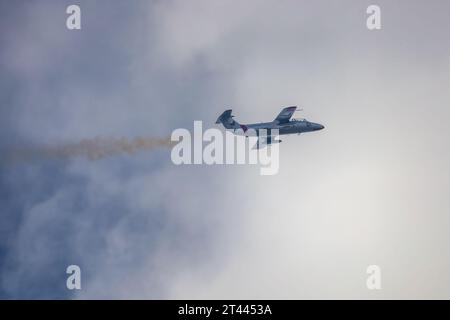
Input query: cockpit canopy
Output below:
<box><xmin>291</xmin><ymin>118</ymin><xmax>312</xmax><ymax>126</ymax></box>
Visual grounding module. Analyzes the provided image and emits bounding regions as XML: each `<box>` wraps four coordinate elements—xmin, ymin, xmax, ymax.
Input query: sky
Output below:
<box><xmin>0</xmin><ymin>0</ymin><xmax>449</xmax><ymax>299</ymax></box>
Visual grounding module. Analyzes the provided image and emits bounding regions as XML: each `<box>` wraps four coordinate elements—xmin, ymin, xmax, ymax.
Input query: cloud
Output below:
<box><xmin>1</xmin><ymin>0</ymin><xmax>450</xmax><ymax>299</ymax></box>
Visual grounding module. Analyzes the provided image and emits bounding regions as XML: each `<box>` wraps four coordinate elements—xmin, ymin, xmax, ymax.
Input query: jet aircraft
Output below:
<box><xmin>215</xmin><ymin>106</ymin><xmax>324</xmax><ymax>148</ymax></box>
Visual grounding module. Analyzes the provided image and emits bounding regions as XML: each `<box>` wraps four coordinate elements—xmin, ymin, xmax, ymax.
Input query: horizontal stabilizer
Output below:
<box><xmin>215</xmin><ymin>109</ymin><xmax>240</xmax><ymax>129</ymax></box>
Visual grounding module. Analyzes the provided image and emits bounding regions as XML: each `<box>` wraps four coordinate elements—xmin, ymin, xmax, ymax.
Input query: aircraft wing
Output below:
<box><xmin>274</xmin><ymin>106</ymin><xmax>297</xmax><ymax>124</ymax></box>
<box><xmin>252</xmin><ymin>136</ymin><xmax>282</xmax><ymax>149</ymax></box>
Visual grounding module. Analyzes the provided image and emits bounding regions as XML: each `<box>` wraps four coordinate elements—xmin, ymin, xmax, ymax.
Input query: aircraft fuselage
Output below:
<box><xmin>234</xmin><ymin>119</ymin><xmax>324</xmax><ymax>136</ymax></box>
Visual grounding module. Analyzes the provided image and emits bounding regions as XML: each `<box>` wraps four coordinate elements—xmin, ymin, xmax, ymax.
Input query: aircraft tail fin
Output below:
<box><xmin>215</xmin><ymin>109</ymin><xmax>240</xmax><ymax>129</ymax></box>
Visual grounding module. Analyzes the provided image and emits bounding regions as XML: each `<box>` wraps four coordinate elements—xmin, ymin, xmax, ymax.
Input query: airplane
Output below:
<box><xmin>215</xmin><ymin>106</ymin><xmax>324</xmax><ymax>148</ymax></box>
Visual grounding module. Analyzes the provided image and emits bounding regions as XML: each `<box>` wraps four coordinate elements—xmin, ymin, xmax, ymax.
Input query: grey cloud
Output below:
<box><xmin>1</xmin><ymin>0</ymin><xmax>450</xmax><ymax>299</ymax></box>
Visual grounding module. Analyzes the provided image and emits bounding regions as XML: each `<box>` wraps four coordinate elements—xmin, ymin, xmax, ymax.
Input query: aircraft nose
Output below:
<box><xmin>315</xmin><ymin>123</ymin><xmax>324</xmax><ymax>130</ymax></box>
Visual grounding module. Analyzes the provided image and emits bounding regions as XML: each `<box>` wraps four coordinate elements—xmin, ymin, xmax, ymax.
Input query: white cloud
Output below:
<box><xmin>2</xmin><ymin>0</ymin><xmax>450</xmax><ymax>299</ymax></box>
